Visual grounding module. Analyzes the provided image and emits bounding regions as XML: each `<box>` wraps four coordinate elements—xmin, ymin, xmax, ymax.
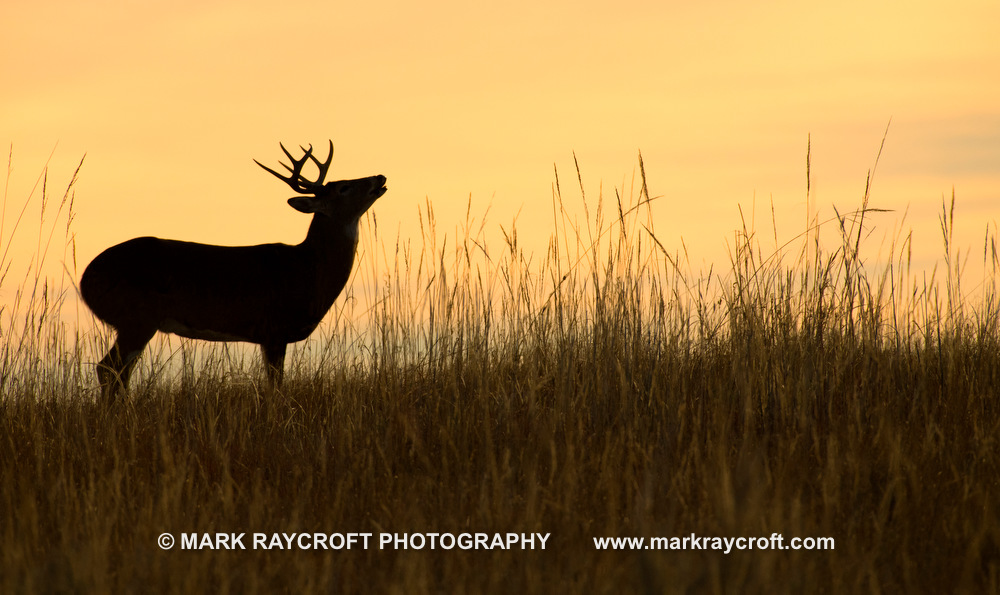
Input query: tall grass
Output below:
<box><xmin>1</xmin><ymin>143</ymin><xmax>998</xmax><ymax>593</ymax></box>
<box><xmin>0</xmin><ymin>147</ymin><xmax>86</xmax><ymax>398</ymax></box>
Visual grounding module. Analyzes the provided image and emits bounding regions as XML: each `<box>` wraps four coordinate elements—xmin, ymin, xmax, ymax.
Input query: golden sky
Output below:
<box><xmin>3</xmin><ymin>0</ymin><xmax>999</xmax><ymax>296</ymax></box>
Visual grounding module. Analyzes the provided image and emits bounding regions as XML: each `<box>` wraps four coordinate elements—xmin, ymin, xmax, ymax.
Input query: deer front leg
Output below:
<box><xmin>97</xmin><ymin>327</ymin><xmax>156</xmax><ymax>402</ymax></box>
<box><xmin>261</xmin><ymin>342</ymin><xmax>287</xmax><ymax>388</ymax></box>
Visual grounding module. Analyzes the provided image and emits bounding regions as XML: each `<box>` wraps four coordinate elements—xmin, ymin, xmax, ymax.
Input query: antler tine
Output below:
<box><xmin>300</xmin><ymin>140</ymin><xmax>333</xmax><ymax>186</ymax></box>
<box><xmin>318</xmin><ymin>140</ymin><xmax>334</xmax><ymax>182</ymax></box>
<box><xmin>253</xmin><ymin>158</ymin><xmax>296</xmax><ymax>189</ymax></box>
<box><xmin>279</xmin><ymin>143</ymin><xmax>301</xmax><ymax>165</ymax></box>
<box><xmin>254</xmin><ymin>143</ymin><xmax>324</xmax><ymax>194</ymax></box>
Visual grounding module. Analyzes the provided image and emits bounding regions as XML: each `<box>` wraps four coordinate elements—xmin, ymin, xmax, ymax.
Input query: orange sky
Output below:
<box><xmin>3</xmin><ymin>0</ymin><xmax>999</xmax><ymax>308</ymax></box>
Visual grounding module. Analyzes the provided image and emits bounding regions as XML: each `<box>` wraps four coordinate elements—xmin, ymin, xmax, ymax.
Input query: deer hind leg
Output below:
<box><xmin>97</xmin><ymin>327</ymin><xmax>156</xmax><ymax>402</ymax></box>
<box><xmin>261</xmin><ymin>342</ymin><xmax>287</xmax><ymax>389</ymax></box>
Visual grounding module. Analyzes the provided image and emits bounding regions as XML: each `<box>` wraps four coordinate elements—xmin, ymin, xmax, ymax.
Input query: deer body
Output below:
<box><xmin>81</xmin><ymin>142</ymin><xmax>385</xmax><ymax>399</ymax></box>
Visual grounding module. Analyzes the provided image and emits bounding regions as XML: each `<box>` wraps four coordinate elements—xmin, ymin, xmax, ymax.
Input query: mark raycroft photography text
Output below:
<box><xmin>158</xmin><ymin>532</ymin><xmax>551</xmax><ymax>551</ymax></box>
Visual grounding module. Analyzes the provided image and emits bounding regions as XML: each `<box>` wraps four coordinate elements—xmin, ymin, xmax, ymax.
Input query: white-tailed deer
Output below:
<box><xmin>80</xmin><ymin>141</ymin><xmax>386</xmax><ymax>400</ymax></box>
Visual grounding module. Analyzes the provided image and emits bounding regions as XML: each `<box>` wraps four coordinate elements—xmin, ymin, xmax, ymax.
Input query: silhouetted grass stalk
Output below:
<box><xmin>0</xmin><ymin>147</ymin><xmax>85</xmax><ymax>398</ymax></box>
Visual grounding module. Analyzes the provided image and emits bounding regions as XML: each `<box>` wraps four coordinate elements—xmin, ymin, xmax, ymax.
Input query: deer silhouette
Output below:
<box><xmin>80</xmin><ymin>141</ymin><xmax>386</xmax><ymax>399</ymax></box>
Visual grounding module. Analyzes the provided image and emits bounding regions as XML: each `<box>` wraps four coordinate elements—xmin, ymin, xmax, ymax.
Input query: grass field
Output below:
<box><xmin>2</xmin><ymin>148</ymin><xmax>998</xmax><ymax>593</ymax></box>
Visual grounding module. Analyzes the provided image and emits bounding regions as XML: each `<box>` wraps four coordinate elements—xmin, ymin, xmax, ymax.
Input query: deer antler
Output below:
<box><xmin>255</xmin><ymin>140</ymin><xmax>334</xmax><ymax>194</ymax></box>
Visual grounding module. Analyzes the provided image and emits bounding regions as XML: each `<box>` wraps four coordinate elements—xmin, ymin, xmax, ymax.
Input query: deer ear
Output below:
<box><xmin>288</xmin><ymin>196</ymin><xmax>318</xmax><ymax>213</ymax></box>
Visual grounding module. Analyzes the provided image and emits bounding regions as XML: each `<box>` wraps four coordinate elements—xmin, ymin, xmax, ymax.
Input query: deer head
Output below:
<box><xmin>255</xmin><ymin>140</ymin><xmax>387</xmax><ymax>223</ymax></box>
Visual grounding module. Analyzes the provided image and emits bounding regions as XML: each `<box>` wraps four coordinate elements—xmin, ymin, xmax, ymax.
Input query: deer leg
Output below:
<box><xmin>261</xmin><ymin>342</ymin><xmax>287</xmax><ymax>388</ymax></box>
<box><xmin>97</xmin><ymin>327</ymin><xmax>156</xmax><ymax>402</ymax></box>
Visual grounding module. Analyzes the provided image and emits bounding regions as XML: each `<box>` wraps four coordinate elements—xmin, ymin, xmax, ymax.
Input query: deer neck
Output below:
<box><xmin>301</xmin><ymin>213</ymin><xmax>361</xmax><ymax>298</ymax></box>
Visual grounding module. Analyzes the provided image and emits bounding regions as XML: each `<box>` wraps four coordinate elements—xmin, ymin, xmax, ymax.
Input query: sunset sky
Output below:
<box><xmin>3</xmin><ymin>0</ymin><xmax>999</xmax><ymax>304</ymax></box>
